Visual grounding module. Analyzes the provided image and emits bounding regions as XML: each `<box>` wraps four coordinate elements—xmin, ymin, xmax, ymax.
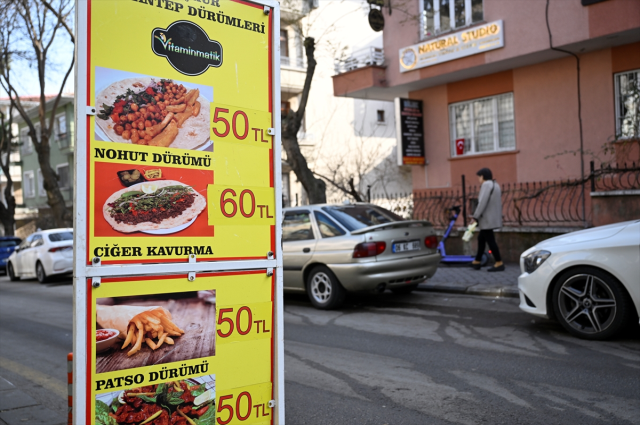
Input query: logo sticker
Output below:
<box><xmin>152</xmin><ymin>21</ymin><xmax>222</xmax><ymax>76</ymax></box>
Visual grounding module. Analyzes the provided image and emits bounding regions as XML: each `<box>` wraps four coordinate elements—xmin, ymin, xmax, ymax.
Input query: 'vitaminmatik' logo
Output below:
<box><xmin>152</xmin><ymin>21</ymin><xmax>222</xmax><ymax>76</ymax></box>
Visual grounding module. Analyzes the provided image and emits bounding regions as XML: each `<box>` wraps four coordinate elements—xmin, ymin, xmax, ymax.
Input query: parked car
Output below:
<box><xmin>0</xmin><ymin>236</ymin><xmax>22</xmax><ymax>273</ymax></box>
<box><xmin>283</xmin><ymin>203</ymin><xmax>440</xmax><ymax>309</ymax></box>
<box><xmin>518</xmin><ymin>220</ymin><xmax>640</xmax><ymax>340</ymax></box>
<box><xmin>7</xmin><ymin>228</ymin><xmax>74</xmax><ymax>283</ymax></box>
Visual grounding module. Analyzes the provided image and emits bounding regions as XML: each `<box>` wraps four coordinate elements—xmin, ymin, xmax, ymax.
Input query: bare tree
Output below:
<box><xmin>0</xmin><ymin>107</ymin><xmax>17</xmax><ymax>235</ymax></box>
<box><xmin>0</xmin><ymin>0</ymin><xmax>74</xmax><ymax>228</ymax></box>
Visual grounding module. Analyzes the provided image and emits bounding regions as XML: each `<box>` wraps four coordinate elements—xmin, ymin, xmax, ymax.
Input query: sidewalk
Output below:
<box><xmin>0</xmin><ymin>376</ymin><xmax>65</xmax><ymax>425</ymax></box>
<box><xmin>418</xmin><ymin>262</ymin><xmax>521</xmax><ymax>298</ymax></box>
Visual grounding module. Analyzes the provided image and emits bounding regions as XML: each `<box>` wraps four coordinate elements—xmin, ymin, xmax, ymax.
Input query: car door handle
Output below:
<box><xmin>303</xmin><ymin>248</ymin><xmax>311</xmax><ymax>253</ymax></box>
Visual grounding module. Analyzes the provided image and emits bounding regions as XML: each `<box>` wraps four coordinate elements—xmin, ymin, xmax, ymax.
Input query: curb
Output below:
<box><xmin>416</xmin><ymin>283</ymin><xmax>520</xmax><ymax>298</ymax></box>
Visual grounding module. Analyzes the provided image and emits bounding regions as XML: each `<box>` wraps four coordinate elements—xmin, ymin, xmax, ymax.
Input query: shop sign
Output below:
<box><xmin>74</xmin><ymin>0</ymin><xmax>283</xmax><ymax>424</ymax></box>
<box><xmin>395</xmin><ymin>98</ymin><xmax>425</xmax><ymax>165</ymax></box>
<box><xmin>368</xmin><ymin>9</ymin><xmax>384</xmax><ymax>32</ymax></box>
<box><xmin>399</xmin><ymin>20</ymin><xmax>504</xmax><ymax>73</ymax></box>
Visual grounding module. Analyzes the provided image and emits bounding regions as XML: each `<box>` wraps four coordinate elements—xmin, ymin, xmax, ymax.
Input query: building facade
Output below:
<box><xmin>15</xmin><ymin>96</ymin><xmax>75</xmax><ymax>228</ymax></box>
<box><xmin>332</xmin><ymin>0</ymin><xmax>640</xmax><ymax>191</ymax></box>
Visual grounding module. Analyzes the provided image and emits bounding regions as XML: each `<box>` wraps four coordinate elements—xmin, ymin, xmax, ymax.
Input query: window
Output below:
<box><xmin>421</xmin><ymin>0</ymin><xmax>483</xmax><ymax>39</ymax></box>
<box><xmin>322</xmin><ymin>205</ymin><xmax>403</xmax><ymax>231</ymax></box>
<box><xmin>376</xmin><ymin>110</ymin><xmax>385</xmax><ymax>123</ymax></box>
<box><xmin>283</xmin><ymin>211</ymin><xmax>314</xmax><ymax>241</ymax></box>
<box><xmin>30</xmin><ymin>234</ymin><xmax>43</xmax><ymax>247</ymax></box>
<box><xmin>449</xmin><ymin>93</ymin><xmax>515</xmax><ymax>156</ymax></box>
<box><xmin>37</xmin><ymin>169</ymin><xmax>47</xmax><ymax>197</ymax></box>
<box><xmin>280</xmin><ymin>29</ymin><xmax>289</xmax><ymax>64</ymax></box>
<box><xmin>23</xmin><ymin>171</ymin><xmax>35</xmax><ymax>198</ymax></box>
<box><xmin>314</xmin><ymin>212</ymin><xmax>346</xmax><ymax>238</ymax></box>
<box><xmin>49</xmin><ymin>231</ymin><xmax>73</xmax><ymax>242</ymax></box>
<box><xmin>56</xmin><ymin>114</ymin><xmax>69</xmax><ymax>149</ymax></box>
<box><xmin>57</xmin><ymin>163</ymin><xmax>70</xmax><ymax>189</ymax></box>
<box><xmin>20</xmin><ymin>127</ymin><xmax>32</xmax><ymax>155</ymax></box>
<box><xmin>615</xmin><ymin>69</ymin><xmax>639</xmax><ymax>139</ymax></box>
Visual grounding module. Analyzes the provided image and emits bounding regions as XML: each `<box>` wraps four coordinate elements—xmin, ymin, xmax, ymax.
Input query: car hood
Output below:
<box><xmin>535</xmin><ymin>220</ymin><xmax>638</xmax><ymax>249</ymax></box>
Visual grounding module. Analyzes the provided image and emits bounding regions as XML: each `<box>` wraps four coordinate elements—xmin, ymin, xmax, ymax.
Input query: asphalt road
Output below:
<box><xmin>1</xmin><ymin>275</ymin><xmax>639</xmax><ymax>425</ymax></box>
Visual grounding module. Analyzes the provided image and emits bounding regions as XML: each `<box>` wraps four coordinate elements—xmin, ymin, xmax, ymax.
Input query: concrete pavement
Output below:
<box><xmin>418</xmin><ymin>262</ymin><xmax>521</xmax><ymax>298</ymax></box>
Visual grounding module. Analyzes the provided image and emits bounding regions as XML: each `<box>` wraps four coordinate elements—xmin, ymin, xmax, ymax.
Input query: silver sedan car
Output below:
<box><xmin>283</xmin><ymin>203</ymin><xmax>440</xmax><ymax>309</ymax></box>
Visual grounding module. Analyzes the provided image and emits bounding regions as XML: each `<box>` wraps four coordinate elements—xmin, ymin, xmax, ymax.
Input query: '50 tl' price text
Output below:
<box><xmin>217</xmin><ymin>391</ymin><xmax>271</xmax><ymax>425</ymax></box>
<box><xmin>217</xmin><ymin>306</ymin><xmax>271</xmax><ymax>339</ymax></box>
<box><xmin>211</xmin><ymin>105</ymin><xmax>272</xmax><ymax>146</ymax></box>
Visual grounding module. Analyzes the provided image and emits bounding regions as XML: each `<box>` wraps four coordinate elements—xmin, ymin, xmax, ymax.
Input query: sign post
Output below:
<box><xmin>395</xmin><ymin>98</ymin><xmax>426</xmax><ymax>166</ymax></box>
<box><xmin>74</xmin><ymin>1</ymin><xmax>283</xmax><ymax>423</ymax></box>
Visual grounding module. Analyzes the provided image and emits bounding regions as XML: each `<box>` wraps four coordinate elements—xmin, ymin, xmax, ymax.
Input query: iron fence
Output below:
<box><xmin>366</xmin><ymin>162</ymin><xmax>640</xmax><ymax>229</ymax></box>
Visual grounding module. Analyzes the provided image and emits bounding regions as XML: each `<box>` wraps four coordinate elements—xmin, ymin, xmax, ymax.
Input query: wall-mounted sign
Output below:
<box><xmin>368</xmin><ymin>9</ymin><xmax>384</xmax><ymax>32</ymax></box>
<box><xmin>399</xmin><ymin>20</ymin><xmax>504</xmax><ymax>73</ymax></box>
<box><xmin>395</xmin><ymin>98</ymin><xmax>425</xmax><ymax>165</ymax></box>
<box><xmin>74</xmin><ymin>0</ymin><xmax>283</xmax><ymax>424</ymax></box>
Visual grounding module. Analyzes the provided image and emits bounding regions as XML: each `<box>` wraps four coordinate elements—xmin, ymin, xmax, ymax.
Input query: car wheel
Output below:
<box><xmin>36</xmin><ymin>262</ymin><xmax>48</xmax><ymax>284</ymax></box>
<box><xmin>552</xmin><ymin>267</ymin><xmax>632</xmax><ymax>340</ymax></box>
<box><xmin>305</xmin><ymin>266</ymin><xmax>346</xmax><ymax>310</ymax></box>
<box><xmin>391</xmin><ymin>284</ymin><xmax>419</xmax><ymax>294</ymax></box>
<box><xmin>7</xmin><ymin>263</ymin><xmax>19</xmax><ymax>281</ymax></box>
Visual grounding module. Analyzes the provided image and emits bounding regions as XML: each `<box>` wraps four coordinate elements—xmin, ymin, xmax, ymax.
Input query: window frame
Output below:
<box><xmin>376</xmin><ymin>109</ymin><xmax>386</xmax><ymax>124</ymax></box>
<box><xmin>55</xmin><ymin>113</ymin><xmax>70</xmax><ymax>149</ymax></box>
<box><xmin>420</xmin><ymin>0</ymin><xmax>483</xmax><ymax>40</ymax></box>
<box><xmin>448</xmin><ymin>92</ymin><xmax>516</xmax><ymax>157</ymax></box>
<box><xmin>57</xmin><ymin>162</ymin><xmax>70</xmax><ymax>189</ymax></box>
<box><xmin>37</xmin><ymin>168</ymin><xmax>47</xmax><ymax>197</ymax></box>
<box><xmin>23</xmin><ymin>170</ymin><xmax>35</xmax><ymax>198</ymax></box>
<box><xmin>614</xmin><ymin>69</ymin><xmax>640</xmax><ymax>139</ymax></box>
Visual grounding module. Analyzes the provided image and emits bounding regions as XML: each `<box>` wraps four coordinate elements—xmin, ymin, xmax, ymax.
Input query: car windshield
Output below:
<box><xmin>48</xmin><ymin>231</ymin><xmax>73</xmax><ymax>242</ymax></box>
<box><xmin>322</xmin><ymin>205</ymin><xmax>403</xmax><ymax>231</ymax></box>
<box><xmin>0</xmin><ymin>240</ymin><xmax>19</xmax><ymax>247</ymax></box>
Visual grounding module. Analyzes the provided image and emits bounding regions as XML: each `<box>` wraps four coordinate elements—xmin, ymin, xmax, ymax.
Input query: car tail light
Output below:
<box><xmin>424</xmin><ymin>235</ymin><xmax>438</xmax><ymax>249</ymax></box>
<box><xmin>353</xmin><ymin>242</ymin><xmax>386</xmax><ymax>258</ymax></box>
<box><xmin>49</xmin><ymin>246</ymin><xmax>72</xmax><ymax>252</ymax></box>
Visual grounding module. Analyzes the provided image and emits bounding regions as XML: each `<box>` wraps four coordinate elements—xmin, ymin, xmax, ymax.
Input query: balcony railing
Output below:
<box><xmin>281</xmin><ymin>55</ymin><xmax>305</xmax><ymax>69</ymax></box>
<box><xmin>334</xmin><ymin>47</ymin><xmax>384</xmax><ymax>75</ymax></box>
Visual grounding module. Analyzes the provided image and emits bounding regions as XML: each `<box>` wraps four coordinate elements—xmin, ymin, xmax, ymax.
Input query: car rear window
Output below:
<box><xmin>322</xmin><ymin>205</ymin><xmax>403</xmax><ymax>231</ymax></box>
<box><xmin>0</xmin><ymin>239</ymin><xmax>19</xmax><ymax>247</ymax></box>
<box><xmin>48</xmin><ymin>232</ymin><xmax>73</xmax><ymax>242</ymax></box>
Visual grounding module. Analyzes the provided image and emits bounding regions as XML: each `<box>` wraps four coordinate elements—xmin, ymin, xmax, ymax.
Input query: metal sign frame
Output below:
<box><xmin>73</xmin><ymin>0</ymin><xmax>283</xmax><ymax>422</ymax></box>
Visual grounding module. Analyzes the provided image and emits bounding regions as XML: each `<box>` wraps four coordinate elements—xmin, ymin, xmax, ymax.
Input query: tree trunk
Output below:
<box><xmin>36</xmin><ymin>135</ymin><xmax>72</xmax><ymax>228</ymax></box>
<box><xmin>281</xmin><ymin>36</ymin><xmax>327</xmax><ymax>204</ymax></box>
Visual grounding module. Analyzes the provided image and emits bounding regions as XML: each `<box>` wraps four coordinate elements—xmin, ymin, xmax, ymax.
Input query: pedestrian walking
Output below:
<box><xmin>470</xmin><ymin>168</ymin><xmax>504</xmax><ymax>272</ymax></box>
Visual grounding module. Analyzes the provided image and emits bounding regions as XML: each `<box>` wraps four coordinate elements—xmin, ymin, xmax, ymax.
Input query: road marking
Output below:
<box><xmin>0</xmin><ymin>357</ymin><xmax>66</xmax><ymax>399</ymax></box>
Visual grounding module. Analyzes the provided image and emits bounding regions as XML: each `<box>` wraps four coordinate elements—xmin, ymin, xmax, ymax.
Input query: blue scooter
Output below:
<box><xmin>437</xmin><ymin>206</ymin><xmax>489</xmax><ymax>266</ymax></box>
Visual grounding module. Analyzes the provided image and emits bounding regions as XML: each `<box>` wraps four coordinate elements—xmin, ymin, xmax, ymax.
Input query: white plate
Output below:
<box><xmin>141</xmin><ymin>215</ymin><xmax>198</xmax><ymax>235</ymax></box>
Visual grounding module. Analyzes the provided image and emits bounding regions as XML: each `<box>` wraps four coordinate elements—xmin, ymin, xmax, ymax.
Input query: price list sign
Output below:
<box><xmin>395</xmin><ymin>98</ymin><xmax>426</xmax><ymax>166</ymax></box>
<box><xmin>73</xmin><ymin>1</ymin><xmax>283</xmax><ymax>424</ymax></box>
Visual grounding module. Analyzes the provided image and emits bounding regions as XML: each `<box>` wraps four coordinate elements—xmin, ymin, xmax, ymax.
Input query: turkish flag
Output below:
<box><xmin>455</xmin><ymin>138</ymin><xmax>465</xmax><ymax>155</ymax></box>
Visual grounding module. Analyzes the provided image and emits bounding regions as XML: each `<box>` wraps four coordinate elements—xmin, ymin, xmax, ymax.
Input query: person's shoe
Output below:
<box><xmin>487</xmin><ymin>265</ymin><xmax>505</xmax><ymax>272</ymax></box>
<box><xmin>470</xmin><ymin>263</ymin><xmax>482</xmax><ymax>270</ymax></box>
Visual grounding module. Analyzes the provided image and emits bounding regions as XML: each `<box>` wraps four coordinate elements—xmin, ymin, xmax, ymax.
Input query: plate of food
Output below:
<box><xmin>95</xmin><ymin>378</ymin><xmax>216</xmax><ymax>425</ymax></box>
<box><xmin>103</xmin><ymin>180</ymin><xmax>206</xmax><ymax>234</ymax></box>
<box><xmin>96</xmin><ymin>304</ymin><xmax>185</xmax><ymax>357</ymax></box>
<box><xmin>95</xmin><ymin>78</ymin><xmax>210</xmax><ymax>150</ymax></box>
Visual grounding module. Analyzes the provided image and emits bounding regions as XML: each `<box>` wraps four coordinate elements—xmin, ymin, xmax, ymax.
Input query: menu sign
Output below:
<box><xmin>395</xmin><ymin>98</ymin><xmax>426</xmax><ymax>165</ymax></box>
<box><xmin>74</xmin><ymin>1</ymin><xmax>282</xmax><ymax>424</ymax></box>
<box><xmin>85</xmin><ymin>0</ymin><xmax>276</xmax><ymax>265</ymax></box>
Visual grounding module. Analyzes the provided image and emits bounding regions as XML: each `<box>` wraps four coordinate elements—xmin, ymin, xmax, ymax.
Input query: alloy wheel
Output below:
<box><xmin>309</xmin><ymin>272</ymin><xmax>332</xmax><ymax>304</ymax></box>
<box><xmin>557</xmin><ymin>274</ymin><xmax>616</xmax><ymax>335</ymax></box>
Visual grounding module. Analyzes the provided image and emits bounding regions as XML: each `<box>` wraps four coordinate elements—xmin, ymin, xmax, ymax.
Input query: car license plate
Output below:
<box><xmin>393</xmin><ymin>241</ymin><xmax>421</xmax><ymax>253</ymax></box>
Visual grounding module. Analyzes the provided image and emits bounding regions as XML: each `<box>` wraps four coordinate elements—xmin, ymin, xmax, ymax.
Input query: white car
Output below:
<box><xmin>518</xmin><ymin>220</ymin><xmax>640</xmax><ymax>340</ymax></box>
<box><xmin>7</xmin><ymin>228</ymin><xmax>74</xmax><ymax>283</ymax></box>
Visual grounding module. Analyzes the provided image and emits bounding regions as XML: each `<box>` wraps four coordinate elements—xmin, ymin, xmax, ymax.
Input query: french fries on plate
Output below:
<box><xmin>121</xmin><ymin>310</ymin><xmax>184</xmax><ymax>356</ymax></box>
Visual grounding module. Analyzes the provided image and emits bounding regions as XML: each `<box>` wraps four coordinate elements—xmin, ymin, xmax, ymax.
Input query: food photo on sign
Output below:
<box><xmin>95</xmin><ymin>290</ymin><xmax>216</xmax><ymax>374</ymax></box>
<box><xmin>95</xmin><ymin>374</ymin><xmax>216</xmax><ymax>425</ymax></box>
<box><xmin>95</xmin><ymin>67</ymin><xmax>213</xmax><ymax>151</ymax></box>
<box><xmin>94</xmin><ymin>162</ymin><xmax>213</xmax><ymax>237</ymax></box>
